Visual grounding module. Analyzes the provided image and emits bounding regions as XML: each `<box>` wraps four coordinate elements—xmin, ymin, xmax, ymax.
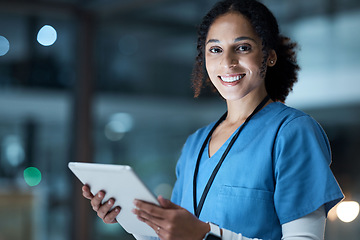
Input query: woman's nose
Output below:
<box><xmin>221</xmin><ymin>52</ymin><xmax>238</xmax><ymax>68</ymax></box>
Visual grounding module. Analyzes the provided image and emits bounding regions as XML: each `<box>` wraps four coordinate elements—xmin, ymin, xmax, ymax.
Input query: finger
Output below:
<box><xmin>135</xmin><ymin>212</ymin><xmax>165</xmax><ymax>238</ymax></box>
<box><xmin>82</xmin><ymin>185</ymin><xmax>94</xmax><ymax>200</ymax></box>
<box><xmin>91</xmin><ymin>191</ymin><xmax>106</xmax><ymax>211</ymax></box>
<box><xmin>97</xmin><ymin>198</ymin><xmax>116</xmax><ymax>219</ymax></box>
<box><xmin>134</xmin><ymin>200</ymin><xmax>164</xmax><ymax>218</ymax></box>
<box><xmin>103</xmin><ymin>206</ymin><xmax>121</xmax><ymax>224</ymax></box>
<box><xmin>133</xmin><ymin>207</ymin><xmax>160</xmax><ymax>222</ymax></box>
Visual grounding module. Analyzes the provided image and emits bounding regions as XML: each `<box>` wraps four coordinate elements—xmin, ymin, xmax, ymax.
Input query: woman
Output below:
<box><xmin>82</xmin><ymin>0</ymin><xmax>344</xmax><ymax>239</ymax></box>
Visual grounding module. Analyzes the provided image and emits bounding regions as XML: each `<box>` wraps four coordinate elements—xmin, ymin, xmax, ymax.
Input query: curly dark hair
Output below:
<box><xmin>192</xmin><ymin>0</ymin><xmax>300</xmax><ymax>102</ymax></box>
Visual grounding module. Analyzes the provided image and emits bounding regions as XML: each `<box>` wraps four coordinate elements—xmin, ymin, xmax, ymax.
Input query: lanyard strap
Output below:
<box><xmin>193</xmin><ymin>96</ymin><xmax>270</xmax><ymax>218</ymax></box>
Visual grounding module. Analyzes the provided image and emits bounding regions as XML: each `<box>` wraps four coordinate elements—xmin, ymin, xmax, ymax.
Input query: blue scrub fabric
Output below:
<box><xmin>171</xmin><ymin>102</ymin><xmax>343</xmax><ymax>240</ymax></box>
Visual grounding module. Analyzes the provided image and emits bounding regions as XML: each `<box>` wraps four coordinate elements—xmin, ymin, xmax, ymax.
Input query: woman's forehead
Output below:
<box><xmin>206</xmin><ymin>12</ymin><xmax>260</xmax><ymax>43</ymax></box>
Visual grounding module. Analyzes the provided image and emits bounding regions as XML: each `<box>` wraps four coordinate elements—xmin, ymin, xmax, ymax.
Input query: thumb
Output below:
<box><xmin>158</xmin><ymin>195</ymin><xmax>180</xmax><ymax>209</ymax></box>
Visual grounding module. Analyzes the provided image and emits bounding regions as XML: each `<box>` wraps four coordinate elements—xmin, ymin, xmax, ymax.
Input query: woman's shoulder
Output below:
<box><xmin>267</xmin><ymin>102</ymin><xmax>308</xmax><ymax>118</ymax></box>
<box><xmin>264</xmin><ymin>102</ymin><xmax>317</xmax><ymax>126</ymax></box>
<box><xmin>267</xmin><ymin>102</ymin><xmax>329</xmax><ymax>144</ymax></box>
<box><xmin>258</xmin><ymin>102</ymin><xmax>329</xmax><ymax>141</ymax></box>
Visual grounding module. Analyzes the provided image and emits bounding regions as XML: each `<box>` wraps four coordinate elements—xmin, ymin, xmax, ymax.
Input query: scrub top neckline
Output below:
<box><xmin>206</xmin><ymin>101</ymin><xmax>276</xmax><ymax>159</ymax></box>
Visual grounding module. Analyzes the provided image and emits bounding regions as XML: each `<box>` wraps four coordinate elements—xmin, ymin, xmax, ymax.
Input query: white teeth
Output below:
<box><xmin>220</xmin><ymin>75</ymin><xmax>244</xmax><ymax>82</ymax></box>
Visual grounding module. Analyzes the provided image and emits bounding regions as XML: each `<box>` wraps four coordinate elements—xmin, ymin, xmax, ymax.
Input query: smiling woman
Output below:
<box><xmin>80</xmin><ymin>1</ymin><xmax>343</xmax><ymax>240</ymax></box>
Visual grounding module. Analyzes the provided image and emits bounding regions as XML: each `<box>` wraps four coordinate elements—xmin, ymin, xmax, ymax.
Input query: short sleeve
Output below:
<box><xmin>273</xmin><ymin>116</ymin><xmax>344</xmax><ymax>224</ymax></box>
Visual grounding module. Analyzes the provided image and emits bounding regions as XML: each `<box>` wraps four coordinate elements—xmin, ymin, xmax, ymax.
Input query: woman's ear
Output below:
<box><xmin>267</xmin><ymin>49</ymin><xmax>277</xmax><ymax>67</ymax></box>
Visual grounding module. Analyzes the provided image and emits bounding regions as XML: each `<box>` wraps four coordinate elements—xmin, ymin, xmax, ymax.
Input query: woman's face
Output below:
<box><xmin>205</xmin><ymin>12</ymin><xmax>273</xmax><ymax>102</ymax></box>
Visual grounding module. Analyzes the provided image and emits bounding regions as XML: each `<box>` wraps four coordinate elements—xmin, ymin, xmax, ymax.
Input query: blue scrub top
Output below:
<box><xmin>171</xmin><ymin>102</ymin><xmax>343</xmax><ymax>240</ymax></box>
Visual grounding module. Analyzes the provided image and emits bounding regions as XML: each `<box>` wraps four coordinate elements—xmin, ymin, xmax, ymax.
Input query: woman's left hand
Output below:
<box><xmin>133</xmin><ymin>196</ymin><xmax>210</xmax><ymax>240</ymax></box>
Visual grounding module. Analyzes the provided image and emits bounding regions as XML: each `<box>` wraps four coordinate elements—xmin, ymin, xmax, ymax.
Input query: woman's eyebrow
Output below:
<box><xmin>206</xmin><ymin>39</ymin><xmax>219</xmax><ymax>45</ymax></box>
<box><xmin>206</xmin><ymin>36</ymin><xmax>257</xmax><ymax>45</ymax></box>
<box><xmin>234</xmin><ymin>36</ymin><xmax>256</xmax><ymax>42</ymax></box>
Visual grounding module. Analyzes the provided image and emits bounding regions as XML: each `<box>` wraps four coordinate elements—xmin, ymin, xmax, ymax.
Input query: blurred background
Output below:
<box><xmin>0</xmin><ymin>0</ymin><xmax>359</xmax><ymax>239</ymax></box>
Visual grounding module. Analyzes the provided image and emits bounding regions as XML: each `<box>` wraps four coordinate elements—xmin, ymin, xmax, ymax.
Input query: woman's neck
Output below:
<box><xmin>225</xmin><ymin>92</ymin><xmax>271</xmax><ymax>124</ymax></box>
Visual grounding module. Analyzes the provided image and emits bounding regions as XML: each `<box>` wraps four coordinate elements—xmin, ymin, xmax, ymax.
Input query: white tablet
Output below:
<box><xmin>68</xmin><ymin>162</ymin><xmax>159</xmax><ymax>237</ymax></box>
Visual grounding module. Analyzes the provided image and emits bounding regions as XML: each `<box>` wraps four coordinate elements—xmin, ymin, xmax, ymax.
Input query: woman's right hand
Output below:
<box><xmin>82</xmin><ymin>185</ymin><xmax>121</xmax><ymax>224</ymax></box>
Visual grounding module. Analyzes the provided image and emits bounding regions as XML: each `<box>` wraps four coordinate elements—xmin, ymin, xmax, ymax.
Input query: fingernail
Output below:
<box><xmin>115</xmin><ymin>208</ymin><xmax>119</xmax><ymax>212</ymax></box>
<box><xmin>108</xmin><ymin>200</ymin><xmax>113</xmax><ymax>205</ymax></box>
<box><xmin>133</xmin><ymin>200</ymin><xmax>138</xmax><ymax>205</ymax></box>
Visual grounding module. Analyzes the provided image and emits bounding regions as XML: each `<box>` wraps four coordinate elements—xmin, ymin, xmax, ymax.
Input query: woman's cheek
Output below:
<box><xmin>206</xmin><ymin>59</ymin><xmax>218</xmax><ymax>79</ymax></box>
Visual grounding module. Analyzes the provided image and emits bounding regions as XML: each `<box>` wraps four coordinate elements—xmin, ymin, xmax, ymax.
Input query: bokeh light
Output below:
<box><xmin>23</xmin><ymin>167</ymin><xmax>42</xmax><ymax>187</ymax></box>
<box><xmin>0</xmin><ymin>35</ymin><xmax>10</xmax><ymax>56</ymax></box>
<box><xmin>3</xmin><ymin>135</ymin><xmax>25</xmax><ymax>167</ymax></box>
<box><xmin>104</xmin><ymin>113</ymin><xmax>134</xmax><ymax>141</ymax></box>
<box><xmin>37</xmin><ymin>25</ymin><xmax>57</xmax><ymax>46</ymax></box>
<box><xmin>336</xmin><ymin>201</ymin><xmax>360</xmax><ymax>223</ymax></box>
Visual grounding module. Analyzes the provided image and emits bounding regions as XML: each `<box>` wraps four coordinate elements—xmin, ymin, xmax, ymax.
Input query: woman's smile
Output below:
<box><xmin>218</xmin><ymin>73</ymin><xmax>246</xmax><ymax>86</ymax></box>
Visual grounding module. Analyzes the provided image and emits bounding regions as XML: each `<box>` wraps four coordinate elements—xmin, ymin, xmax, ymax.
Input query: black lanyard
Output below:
<box><xmin>193</xmin><ymin>96</ymin><xmax>270</xmax><ymax>218</ymax></box>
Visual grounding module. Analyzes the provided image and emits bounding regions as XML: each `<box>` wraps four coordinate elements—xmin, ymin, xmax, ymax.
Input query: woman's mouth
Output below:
<box><xmin>218</xmin><ymin>74</ymin><xmax>246</xmax><ymax>85</ymax></box>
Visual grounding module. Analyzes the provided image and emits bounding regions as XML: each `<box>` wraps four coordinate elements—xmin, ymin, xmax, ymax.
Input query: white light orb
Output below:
<box><xmin>37</xmin><ymin>25</ymin><xmax>57</xmax><ymax>46</ymax></box>
<box><xmin>336</xmin><ymin>201</ymin><xmax>360</xmax><ymax>223</ymax></box>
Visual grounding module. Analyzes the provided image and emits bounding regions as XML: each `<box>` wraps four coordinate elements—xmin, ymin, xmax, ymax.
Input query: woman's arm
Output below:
<box><xmin>134</xmin><ymin>196</ymin><xmax>325</xmax><ymax>240</ymax></box>
<box><xmin>281</xmin><ymin>206</ymin><xmax>325</xmax><ymax>240</ymax></box>
<box><xmin>220</xmin><ymin>206</ymin><xmax>325</xmax><ymax>240</ymax></box>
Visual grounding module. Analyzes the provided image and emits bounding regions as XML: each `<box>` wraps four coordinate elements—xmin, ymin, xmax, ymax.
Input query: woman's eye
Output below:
<box><xmin>209</xmin><ymin>47</ymin><xmax>222</xmax><ymax>53</ymax></box>
<box><xmin>237</xmin><ymin>45</ymin><xmax>251</xmax><ymax>52</ymax></box>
